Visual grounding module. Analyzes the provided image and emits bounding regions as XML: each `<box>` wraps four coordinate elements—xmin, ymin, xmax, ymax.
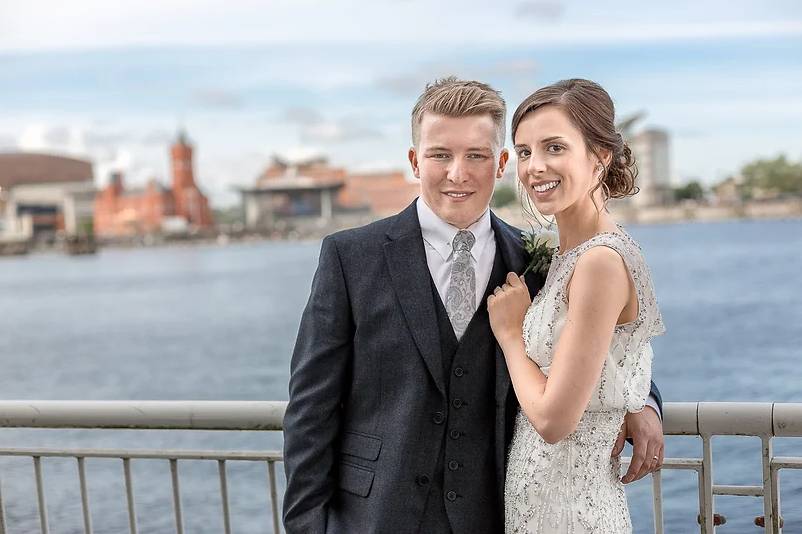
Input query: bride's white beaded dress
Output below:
<box><xmin>504</xmin><ymin>229</ymin><xmax>665</xmax><ymax>534</ymax></box>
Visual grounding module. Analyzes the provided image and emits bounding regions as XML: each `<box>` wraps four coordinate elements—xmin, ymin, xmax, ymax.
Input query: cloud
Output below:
<box><xmin>375</xmin><ymin>73</ymin><xmax>433</xmax><ymax>96</ymax></box>
<box><xmin>279</xmin><ymin>106</ymin><xmax>383</xmax><ymax>144</ymax></box>
<box><xmin>42</xmin><ymin>126</ymin><xmax>72</xmax><ymax>145</ymax></box>
<box><xmin>17</xmin><ymin>124</ymin><xmax>75</xmax><ymax>153</ymax></box>
<box><xmin>486</xmin><ymin>59</ymin><xmax>539</xmax><ymax>79</ymax></box>
<box><xmin>0</xmin><ymin>133</ymin><xmax>17</xmax><ymax>150</ymax></box>
<box><xmin>374</xmin><ymin>62</ymin><xmax>469</xmax><ymax>96</ymax></box>
<box><xmin>84</xmin><ymin>130</ymin><xmax>140</xmax><ymax>148</ymax></box>
<box><xmin>190</xmin><ymin>88</ymin><xmax>244</xmax><ymax>109</ymax></box>
<box><xmin>374</xmin><ymin>59</ymin><xmax>540</xmax><ymax>97</ymax></box>
<box><xmin>300</xmin><ymin>119</ymin><xmax>382</xmax><ymax>144</ymax></box>
<box><xmin>279</xmin><ymin>107</ymin><xmax>324</xmax><ymax>125</ymax></box>
<box><xmin>141</xmin><ymin>129</ymin><xmax>175</xmax><ymax>146</ymax></box>
<box><xmin>2</xmin><ymin>2</ymin><xmax>802</xmax><ymax>52</ymax></box>
<box><xmin>515</xmin><ymin>1</ymin><xmax>565</xmax><ymax>21</ymax></box>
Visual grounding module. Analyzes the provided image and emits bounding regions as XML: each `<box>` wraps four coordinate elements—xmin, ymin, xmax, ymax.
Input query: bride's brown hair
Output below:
<box><xmin>511</xmin><ymin>79</ymin><xmax>638</xmax><ymax>206</ymax></box>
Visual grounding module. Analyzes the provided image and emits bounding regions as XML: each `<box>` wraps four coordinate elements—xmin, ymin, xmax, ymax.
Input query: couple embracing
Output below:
<box><xmin>283</xmin><ymin>77</ymin><xmax>665</xmax><ymax>534</ymax></box>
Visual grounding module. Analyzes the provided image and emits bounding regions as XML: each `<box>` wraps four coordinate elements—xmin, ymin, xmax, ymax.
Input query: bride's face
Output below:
<box><xmin>513</xmin><ymin>105</ymin><xmax>602</xmax><ymax>216</ymax></box>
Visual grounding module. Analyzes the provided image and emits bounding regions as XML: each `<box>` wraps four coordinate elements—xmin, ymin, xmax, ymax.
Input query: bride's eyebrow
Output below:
<box><xmin>540</xmin><ymin>135</ymin><xmax>567</xmax><ymax>143</ymax></box>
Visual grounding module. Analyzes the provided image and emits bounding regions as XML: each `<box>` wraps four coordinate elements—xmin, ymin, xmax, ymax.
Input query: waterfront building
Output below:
<box><xmin>93</xmin><ymin>131</ymin><xmax>214</xmax><ymax>237</ymax></box>
<box><xmin>629</xmin><ymin>128</ymin><xmax>673</xmax><ymax>207</ymax></box>
<box><xmin>712</xmin><ymin>176</ymin><xmax>742</xmax><ymax>206</ymax></box>
<box><xmin>0</xmin><ymin>152</ymin><xmax>96</xmax><ymax>240</ymax></box>
<box><xmin>240</xmin><ymin>156</ymin><xmax>419</xmax><ymax>229</ymax></box>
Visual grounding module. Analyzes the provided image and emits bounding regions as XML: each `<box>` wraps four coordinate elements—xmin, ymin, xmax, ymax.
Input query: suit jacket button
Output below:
<box><xmin>416</xmin><ymin>474</ymin><xmax>430</xmax><ymax>486</ymax></box>
<box><xmin>432</xmin><ymin>411</ymin><xmax>445</xmax><ymax>424</ymax></box>
<box><xmin>446</xmin><ymin>491</ymin><xmax>457</xmax><ymax>502</ymax></box>
<box><xmin>448</xmin><ymin>460</ymin><xmax>459</xmax><ymax>471</ymax></box>
<box><xmin>454</xmin><ymin>367</ymin><xmax>464</xmax><ymax>377</ymax></box>
<box><xmin>449</xmin><ymin>430</ymin><xmax>461</xmax><ymax>440</ymax></box>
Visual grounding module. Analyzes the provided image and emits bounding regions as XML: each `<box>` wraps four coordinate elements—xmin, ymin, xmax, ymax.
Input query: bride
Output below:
<box><xmin>487</xmin><ymin>79</ymin><xmax>665</xmax><ymax>533</ymax></box>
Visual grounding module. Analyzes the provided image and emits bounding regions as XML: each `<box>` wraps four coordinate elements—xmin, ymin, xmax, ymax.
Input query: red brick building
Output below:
<box><xmin>94</xmin><ymin>131</ymin><xmax>214</xmax><ymax>236</ymax></box>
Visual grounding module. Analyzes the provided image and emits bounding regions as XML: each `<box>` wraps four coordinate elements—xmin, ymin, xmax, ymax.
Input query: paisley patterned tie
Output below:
<box><xmin>445</xmin><ymin>230</ymin><xmax>476</xmax><ymax>339</ymax></box>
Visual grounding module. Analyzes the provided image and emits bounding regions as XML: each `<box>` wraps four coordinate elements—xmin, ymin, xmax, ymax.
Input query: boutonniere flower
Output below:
<box><xmin>521</xmin><ymin>228</ymin><xmax>559</xmax><ymax>277</ymax></box>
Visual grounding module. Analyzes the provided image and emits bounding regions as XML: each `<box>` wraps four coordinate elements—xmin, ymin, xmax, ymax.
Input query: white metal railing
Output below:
<box><xmin>0</xmin><ymin>401</ymin><xmax>287</xmax><ymax>534</ymax></box>
<box><xmin>0</xmin><ymin>401</ymin><xmax>800</xmax><ymax>534</ymax></box>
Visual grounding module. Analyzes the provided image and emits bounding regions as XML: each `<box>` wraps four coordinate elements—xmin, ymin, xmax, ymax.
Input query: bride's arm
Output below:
<box><xmin>488</xmin><ymin>246</ymin><xmax>631</xmax><ymax>444</ymax></box>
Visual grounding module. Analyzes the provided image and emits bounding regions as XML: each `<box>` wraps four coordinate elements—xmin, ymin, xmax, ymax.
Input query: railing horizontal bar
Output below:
<box><xmin>0</xmin><ymin>448</ymin><xmax>282</xmax><ymax>461</ymax></box>
<box><xmin>713</xmin><ymin>484</ymin><xmax>763</xmax><ymax>497</ymax></box>
<box><xmin>772</xmin><ymin>457</ymin><xmax>802</xmax><ymax>469</ymax></box>
<box><xmin>699</xmin><ymin>402</ymin><xmax>774</xmax><ymax>436</ymax></box>
<box><xmin>773</xmin><ymin>403</ymin><xmax>802</xmax><ymax>436</ymax></box>
<box><xmin>0</xmin><ymin>401</ymin><xmax>800</xmax><ymax>436</ymax></box>
<box><xmin>621</xmin><ymin>457</ymin><xmax>702</xmax><ymax>471</ymax></box>
<box><xmin>661</xmin><ymin>458</ymin><xmax>703</xmax><ymax>470</ymax></box>
<box><xmin>0</xmin><ymin>401</ymin><xmax>287</xmax><ymax>431</ymax></box>
<box><xmin>662</xmin><ymin>402</ymin><xmax>699</xmax><ymax>435</ymax></box>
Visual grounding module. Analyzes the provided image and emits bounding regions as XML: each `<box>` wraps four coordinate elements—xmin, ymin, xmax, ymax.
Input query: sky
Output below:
<box><xmin>1</xmin><ymin>0</ymin><xmax>801</xmax><ymax>207</ymax></box>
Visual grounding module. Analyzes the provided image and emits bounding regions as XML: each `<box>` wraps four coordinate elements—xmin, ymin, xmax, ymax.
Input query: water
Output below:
<box><xmin>1</xmin><ymin>219</ymin><xmax>801</xmax><ymax>533</ymax></box>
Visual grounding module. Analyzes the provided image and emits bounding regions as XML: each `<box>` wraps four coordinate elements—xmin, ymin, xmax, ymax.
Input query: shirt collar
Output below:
<box><xmin>416</xmin><ymin>197</ymin><xmax>493</xmax><ymax>262</ymax></box>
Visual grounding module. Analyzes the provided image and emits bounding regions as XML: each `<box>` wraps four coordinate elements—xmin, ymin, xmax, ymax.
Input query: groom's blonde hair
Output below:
<box><xmin>411</xmin><ymin>77</ymin><xmax>506</xmax><ymax>150</ymax></box>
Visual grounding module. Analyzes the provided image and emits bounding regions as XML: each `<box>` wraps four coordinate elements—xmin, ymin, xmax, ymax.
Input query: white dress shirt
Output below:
<box><xmin>417</xmin><ymin>197</ymin><xmax>495</xmax><ymax>311</ymax></box>
<box><xmin>415</xmin><ymin>197</ymin><xmax>661</xmax><ymax>419</ymax></box>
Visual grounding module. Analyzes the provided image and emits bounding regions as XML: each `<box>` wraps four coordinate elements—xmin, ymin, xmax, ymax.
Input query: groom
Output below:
<box><xmin>283</xmin><ymin>78</ymin><xmax>664</xmax><ymax>533</ymax></box>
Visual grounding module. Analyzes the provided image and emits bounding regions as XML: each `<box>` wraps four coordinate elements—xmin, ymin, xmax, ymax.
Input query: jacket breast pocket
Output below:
<box><xmin>339</xmin><ymin>430</ymin><xmax>382</xmax><ymax>461</ymax></box>
<box><xmin>338</xmin><ymin>461</ymin><xmax>375</xmax><ymax>497</ymax></box>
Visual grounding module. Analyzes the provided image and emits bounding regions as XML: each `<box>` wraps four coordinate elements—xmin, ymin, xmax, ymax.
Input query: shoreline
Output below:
<box><xmin>3</xmin><ymin>199</ymin><xmax>801</xmax><ymax>256</ymax></box>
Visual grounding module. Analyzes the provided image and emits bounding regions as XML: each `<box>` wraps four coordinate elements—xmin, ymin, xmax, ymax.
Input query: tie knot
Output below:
<box><xmin>452</xmin><ymin>230</ymin><xmax>476</xmax><ymax>253</ymax></box>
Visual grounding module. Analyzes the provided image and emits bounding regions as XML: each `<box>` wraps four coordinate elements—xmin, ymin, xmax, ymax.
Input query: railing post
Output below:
<box><xmin>170</xmin><ymin>459</ymin><xmax>184</xmax><ymax>534</ymax></box>
<box><xmin>652</xmin><ymin>470</ymin><xmax>664</xmax><ymax>534</ymax></box>
<box><xmin>218</xmin><ymin>460</ymin><xmax>232</xmax><ymax>534</ymax></box>
<box><xmin>76</xmin><ymin>457</ymin><xmax>93</xmax><ymax>534</ymax></box>
<box><xmin>700</xmin><ymin>436</ymin><xmax>715</xmax><ymax>533</ymax></box>
<box><xmin>33</xmin><ymin>456</ymin><xmax>49</xmax><ymax>534</ymax></box>
<box><xmin>267</xmin><ymin>461</ymin><xmax>281</xmax><ymax>534</ymax></box>
<box><xmin>123</xmin><ymin>458</ymin><xmax>138</xmax><ymax>534</ymax></box>
<box><xmin>0</xmin><ymin>476</ymin><xmax>7</xmax><ymax>534</ymax></box>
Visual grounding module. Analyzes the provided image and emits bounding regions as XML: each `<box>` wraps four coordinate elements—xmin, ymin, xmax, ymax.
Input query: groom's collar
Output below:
<box><xmin>416</xmin><ymin>197</ymin><xmax>492</xmax><ymax>264</ymax></box>
<box><xmin>386</xmin><ymin>197</ymin><xmax>526</xmax><ymax>275</ymax></box>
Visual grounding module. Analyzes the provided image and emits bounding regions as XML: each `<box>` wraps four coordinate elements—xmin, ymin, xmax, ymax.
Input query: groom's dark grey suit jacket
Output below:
<box><xmin>282</xmin><ymin>200</ymin><xmax>662</xmax><ymax>534</ymax></box>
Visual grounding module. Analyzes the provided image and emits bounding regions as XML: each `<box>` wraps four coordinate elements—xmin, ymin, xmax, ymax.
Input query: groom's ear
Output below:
<box><xmin>496</xmin><ymin>148</ymin><xmax>509</xmax><ymax>179</ymax></box>
<box><xmin>408</xmin><ymin>147</ymin><xmax>421</xmax><ymax>179</ymax></box>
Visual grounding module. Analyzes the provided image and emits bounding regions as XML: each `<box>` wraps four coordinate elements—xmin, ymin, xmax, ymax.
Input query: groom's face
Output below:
<box><xmin>409</xmin><ymin>113</ymin><xmax>508</xmax><ymax>229</ymax></box>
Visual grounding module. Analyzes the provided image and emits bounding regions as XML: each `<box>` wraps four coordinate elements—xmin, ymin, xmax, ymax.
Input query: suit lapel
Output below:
<box><xmin>489</xmin><ymin>212</ymin><xmax>527</xmax><ymax>405</ymax></box>
<box><xmin>489</xmin><ymin>212</ymin><xmax>548</xmax><ymax>402</ymax></box>
<box><xmin>384</xmin><ymin>201</ymin><xmax>446</xmax><ymax>396</ymax></box>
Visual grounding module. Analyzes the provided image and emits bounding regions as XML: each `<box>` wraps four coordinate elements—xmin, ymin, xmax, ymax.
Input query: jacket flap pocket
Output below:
<box><xmin>338</xmin><ymin>462</ymin><xmax>375</xmax><ymax>498</ymax></box>
<box><xmin>340</xmin><ymin>431</ymin><xmax>382</xmax><ymax>461</ymax></box>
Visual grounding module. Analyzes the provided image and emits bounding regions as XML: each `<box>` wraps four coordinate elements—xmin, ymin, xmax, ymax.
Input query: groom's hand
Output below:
<box><xmin>612</xmin><ymin>406</ymin><xmax>664</xmax><ymax>484</ymax></box>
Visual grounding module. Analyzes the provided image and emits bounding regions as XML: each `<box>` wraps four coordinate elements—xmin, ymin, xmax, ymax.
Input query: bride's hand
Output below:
<box><xmin>487</xmin><ymin>272</ymin><xmax>531</xmax><ymax>347</ymax></box>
